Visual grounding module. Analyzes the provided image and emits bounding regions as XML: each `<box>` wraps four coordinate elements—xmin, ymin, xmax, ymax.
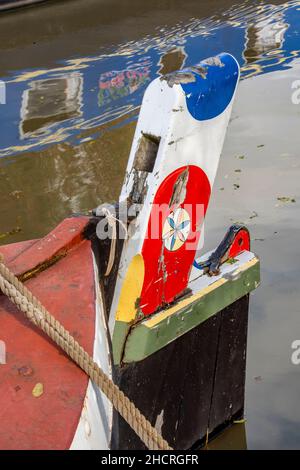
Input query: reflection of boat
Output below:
<box><xmin>1</xmin><ymin>0</ymin><xmax>297</xmax><ymax>158</ymax></box>
<box><xmin>98</xmin><ymin>65</ymin><xmax>150</xmax><ymax>108</ymax></box>
<box><xmin>20</xmin><ymin>73</ymin><xmax>83</xmax><ymax>138</ymax></box>
<box><xmin>0</xmin><ymin>0</ymin><xmax>48</xmax><ymax>12</ymax></box>
<box><xmin>0</xmin><ymin>54</ymin><xmax>260</xmax><ymax>449</ymax></box>
<box><xmin>244</xmin><ymin>12</ymin><xmax>288</xmax><ymax>64</ymax></box>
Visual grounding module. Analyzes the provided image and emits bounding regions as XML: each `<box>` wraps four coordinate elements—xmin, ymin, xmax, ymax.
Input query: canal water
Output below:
<box><xmin>0</xmin><ymin>0</ymin><xmax>300</xmax><ymax>449</ymax></box>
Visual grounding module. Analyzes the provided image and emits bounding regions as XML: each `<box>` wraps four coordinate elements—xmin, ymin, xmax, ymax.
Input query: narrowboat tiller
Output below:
<box><xmin>0</xmin><ymin>53</ymin><xmax>260</xmax><ymax>450</ymax></box>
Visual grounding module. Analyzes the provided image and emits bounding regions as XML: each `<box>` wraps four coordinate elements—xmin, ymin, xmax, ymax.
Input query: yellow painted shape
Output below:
<box><xmin>115</xmin><ymin>254</ymin><xmax>145</xmax><ymax>323</ymax></box>
<box><xmin>145</xmin><ymin>256</ymin><xmax>259</xmax><ymax>328</ymax></box>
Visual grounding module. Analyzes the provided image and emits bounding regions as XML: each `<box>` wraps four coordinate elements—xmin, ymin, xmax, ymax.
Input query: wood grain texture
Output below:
<box><xmin>113</xmin><ymin>295</ymin><xmax>249</xmax><ymax>450</ymax></box>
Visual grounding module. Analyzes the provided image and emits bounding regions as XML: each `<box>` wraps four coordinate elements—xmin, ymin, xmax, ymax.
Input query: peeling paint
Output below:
<box><xmin>223</xmin><ymin>270</ymin><xmax>242</xmax><ymax>282</ymax></box>
<box><xmin>129</xmin><ymin>169</ymin><xmax>149</xmax><ymax>205</ymax></box>
<box><xmin>161</xmin><ymin>71</ymin><xmax>196</xmax><ymax>88</ymax></box>
<box><xmin>168</xmin><ymin>136</ymin><xmax>185</xmax><ymax>146</ymax></box>
<box><xmin>160</xmin><ymin>56</ymin><xmax>223</xmax><ymax>88</ymax></box>
<box><xmin>203</xmin><ymin>56</ymin><xmax>225</xmax><ymax>68</ymax></box>
<box><xmin>172</xmin><ymin>106</ymin><xmax>184</xmax><ymax>112</ymax></box>
<box><xmin>155</xmin><ymin>409</ymin><xmax>164</xmax><ymax>434</ymax></box>
<box><xmin>169</xmin><ymin>168</ymin><xmax>189</xmax><ymax>207</ymax></box>
<box><xmin>190</xmin><ymin>65</ymin><xmax>208</xmax><ymax>79</ymax></box>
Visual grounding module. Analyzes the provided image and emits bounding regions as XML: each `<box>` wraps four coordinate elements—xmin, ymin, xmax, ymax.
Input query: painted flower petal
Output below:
<box><xmin>177</xmin><ymin>220</ymin><xmax>190</xmax><ymax>230</ymax></box>
<box><xmin>170</xmin><ymin>234</ymin><xmax>176</xmax><ymax>251</ymax></box>
<box><xmin>167</xmin><ymin>216</ymin><xmax>176</xmax><ymax>229</ymax></box>
<box><xmin>177</xmin><ymin>231</ymin><xmax>186</xmax><ymax>242</ymax></box>
<box><xmin>163</xmin><ymin>229</ymin><xmax>175</xmax><ymax>240</ymax></box>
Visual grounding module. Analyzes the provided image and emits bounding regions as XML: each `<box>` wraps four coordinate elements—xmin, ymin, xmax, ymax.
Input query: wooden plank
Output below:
<box><xmin>208</xmin><ymin>295</ymin><xmax>249</xmax><ymax>433</ymax></box>
<box><xmin>120</xmin><ymin>255</ymin><xmax>259</xmax><ymax>364</ymax></box>
<box><xmin>113</xmin><ymin>314</ymin><xmax>220</xmax><ymax>450</ymax></box>
<box><xmin>114</xmin><ymin>296</ymin><xmax>249</xmax><ymax>449</ymax></box>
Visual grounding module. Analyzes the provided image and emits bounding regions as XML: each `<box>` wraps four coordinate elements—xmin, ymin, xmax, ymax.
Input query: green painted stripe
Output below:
<box><xmin>122</xmin><ymin>259</ymin><xmax>260</xmax><ymax>363</ymax></box>
<box><xmin>112</xmin><ymin>320</ymin><xmax>132</xmax><ymax>366</ymax></box>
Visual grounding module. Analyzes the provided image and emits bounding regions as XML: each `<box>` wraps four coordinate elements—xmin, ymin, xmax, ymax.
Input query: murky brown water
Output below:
<box><xmin>1</xmin><ymin>0</ymin><xmax>300</xmax><ymax>449</ymax></box>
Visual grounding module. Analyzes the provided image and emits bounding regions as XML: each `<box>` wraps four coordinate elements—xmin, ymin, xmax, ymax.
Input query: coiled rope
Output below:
<box><xmin>0</xmin><ymin>254</ymin><xmax>172</xmax><ymax>451</ymax></box>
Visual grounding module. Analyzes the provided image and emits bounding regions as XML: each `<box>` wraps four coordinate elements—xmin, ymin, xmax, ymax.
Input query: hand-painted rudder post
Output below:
<box><xmin>109</xmin><ymin>53</ymin><xmax>240</xmax><ymax>355</ymax></box>
<box><xmin>106</xmin><ymin>53</ymin><xmax>260</xmax><ymax>450</ymax></box>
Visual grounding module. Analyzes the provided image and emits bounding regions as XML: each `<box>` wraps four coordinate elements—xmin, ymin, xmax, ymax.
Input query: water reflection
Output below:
<box><xmin>20</xmin><ymin>73</ymin><xmax>83</xmax><ymax>138</ymax></box>
<box><xmin>243</xmin><ymin>10</ymin><xmax>288</xmax><ymax>63</ymax></box>
<box><xmin>1</xmin><ymin>0</ymin><xmax>300</xmax><ymax>157</ymax></box>
<box><xmin>0</xmin><ymin>115</ymin><xmax>135</xmax><ymax>241</ymax></box>
<box><xmin>158</xmin><ymin>46</ymin><xmax>187</xmax><ymax>75</ymax></box>
<box><xmin>206</xmin><ymin>423</ymin><xmax>247</xmax><ymax>450</ymax></box>
<box><xmin>98</xmin><ymin>61</ymin><xmax>151</xmax><ymax>108</ymax></box>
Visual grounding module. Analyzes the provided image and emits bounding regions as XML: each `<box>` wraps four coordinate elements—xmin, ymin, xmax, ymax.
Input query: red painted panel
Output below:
<box><xmin>141</xmin><ymin>165</ymin><xmax>211</xmax><ymax>315</ymax></box>
<box><xmin>0</xmin><ymin>238</ymin><xmax>95</xmax><ymax>449</ymax></box>
<box><xmin>7</xmin><ymin>216</ymin><xmax>89</xmax><ymax>278</ymax></box>
<box><xmin>0</xmin><ymin>239</ymin><xmax>38</xmax><ymax>264</ymax></box>
<box><xmin>229</xmin><ymin>229</ymin><xmax>250</xmax><ymax>258</ymax></box>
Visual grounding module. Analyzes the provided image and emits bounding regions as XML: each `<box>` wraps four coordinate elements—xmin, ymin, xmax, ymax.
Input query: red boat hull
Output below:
<box><xmin>0</xmin><ymin>216</ymin><xmax>97</xmax><ymax>449</ymax></box>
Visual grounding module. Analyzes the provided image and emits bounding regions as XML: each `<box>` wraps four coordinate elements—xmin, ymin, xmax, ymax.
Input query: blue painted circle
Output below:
<box><xmin>180</xmin><ymin>53</ymin><xmax>239</xmax><ymax>121</ymax></box>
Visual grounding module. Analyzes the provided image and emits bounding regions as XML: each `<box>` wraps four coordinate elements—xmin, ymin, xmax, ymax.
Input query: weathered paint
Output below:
<box><xmin>0</xmin><ymin>216</ymin><xmax>112</xmax><ymax>450</ymax></box>
<box><xmin>140</xmin><ymin>165</ymin><xmax>211</xmax><ymax>315</ymax></box>
<box><xmin>115</xmin><ymin>254</ymin><xmax>145</xmax><ymax>323</ymax></box>
<box><xmin>109</xmin><ymin>53</ymin><xmax>240</xmax><ymax>336</ymax></box>
<box><xmin>111</xmin><ymin>254</ymin><xmax>145</xmax><ymax>365</ymax></box>
<box><xmin>70</xmin><ymin>255</ymin><xmax>113</xmax><ymax>450</ymax></box>
<box><xmin>115</xmin><ymin>295</ymin><xmax>250</xmax><ymax>449</ymax></box>
<box><xmin>112</xmin><ymin>321</ymin><xmax>132</xmax><ymax>367</ymax></box>
<box><xmin>3</xmin><ymin>216</ymin><xmax>89</xmax><ymax>280</ymax></box>
<box><xmin>0</xmin><ymin>239</ymin><xmax>94</xmax><ymax>449</ymax></box>
<box><xmin>193</xmin><ymin>225</ymin><xmax>251</xmax><ymax>275</ymax></box>
<box><xmin>122</xmin><ymin>253</ymin><xmax>260</xmax><ymax>363</ymax></box>
<box><xmin>179</xmin><ymin>53</ymin><xmax>239</xmax><ymax>121</ymax></box>
<box><xmin>0</xmin><ymin>239</ymin><xmax>37</xmax><ymax>264</ymax></box>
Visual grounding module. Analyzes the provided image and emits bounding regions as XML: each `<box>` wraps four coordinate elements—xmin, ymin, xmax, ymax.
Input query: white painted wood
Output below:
<box><xmin>109</xmin><ymin>53</ymin><xmax>240</xmax><ymax>331</ymax></box>
<box><xmin>70</xmin><ymin>255</ymin><xmax>113</xmax><ymax>450</ymax></box>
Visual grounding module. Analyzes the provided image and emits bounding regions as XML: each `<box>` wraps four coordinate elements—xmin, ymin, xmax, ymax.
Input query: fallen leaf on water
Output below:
<box><xmin>0</xmin><ymin>227</ymin><xmax>22</xmax><ymax>240</ymax></box>
<box><xmin>277</xmin><ymin>197</ymin><xmax>296</xmax><ymax>203</ymax></box>
<box><xmin>32</xmin><ymin>383</ymin><xmax>44</xmax><ymax>398</ymax></box>
<box><xmin>234</xmin><ymin>419</ymin><xmax>247</xmax><ymax>424</ymax></box>
<box><xmin>9</xmin><ymin>190</ymin><xmax>23</xmax><ymax>199</ymax></box>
